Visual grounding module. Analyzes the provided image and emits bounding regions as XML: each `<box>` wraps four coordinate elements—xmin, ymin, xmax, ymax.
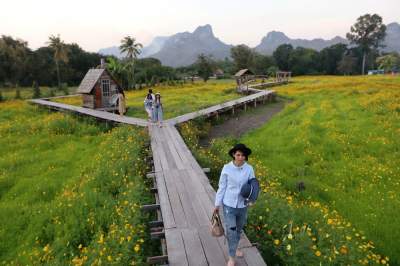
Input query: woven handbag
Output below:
<box><xmin>210</xmin><ymin>211</ymin><xmax>224</xmax><ymax>237</ymax></box>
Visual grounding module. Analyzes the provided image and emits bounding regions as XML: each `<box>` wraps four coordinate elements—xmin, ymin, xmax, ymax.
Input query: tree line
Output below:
<box><xmin>1</xmin><ymin>13</ymin><xmax>399</xmax><ymax>90</ymax></box>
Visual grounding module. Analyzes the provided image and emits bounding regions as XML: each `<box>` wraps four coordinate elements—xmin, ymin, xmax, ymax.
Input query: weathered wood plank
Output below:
<box><xmin>165</xmin><ymin>229</ymin><xmax>188</xmax><ymax>266</ymax></box>
<box><xmin>29</xmin><ymin>99</ymin><xmax>148</xmax><ymax>126</ymax></box>
<box><xmin>181</xmin><ymin>229</ymin><xmax>208</xmax><ymax>265</ymax></box>
<box><xmin>163</xmin><ymin>170</ymin><xmax>187</xmax><ymax>228</ymax></box>
<box><xmin>197</xmin><ymin>225</ymin><xmax>227</xmax><ymax>265</ymax></box>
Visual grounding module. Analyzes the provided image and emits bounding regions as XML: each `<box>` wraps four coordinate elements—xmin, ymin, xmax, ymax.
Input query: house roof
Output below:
<box><xmin>234</xmin><ymin>69</ymin><xmax>254</xmax><ymax>77</ymax></box>
<box><xmin>77</xmin><ymin>69</ymin><xmax>106</xmax><ymax>93</ymax></box>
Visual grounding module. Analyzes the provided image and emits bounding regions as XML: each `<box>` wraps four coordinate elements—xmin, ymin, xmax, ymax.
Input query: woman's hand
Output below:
<box><xmin>214</xmin><ymin>206</ymin><xmax>220</xmax><ymax>213</ymax></box>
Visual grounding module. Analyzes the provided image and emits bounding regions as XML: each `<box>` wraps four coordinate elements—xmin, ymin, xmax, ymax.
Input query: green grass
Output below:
<box><xmin>241</xmin><ymin>75</ymin><xmax>400</xmax><ymax>264</ymax></box>
<box><xmin>0</xmin><ymin>87</ymin><xmax>77</xmax><ymax>100</ymax></box>
<box><xmin>0</xmin><ymin>101</ymin><xmax>156</xmax><ymax>264</ymax></box>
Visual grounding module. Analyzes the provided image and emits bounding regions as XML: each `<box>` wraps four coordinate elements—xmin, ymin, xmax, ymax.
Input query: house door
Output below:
<box><xmin>101</xmin><ymin>79</ymin><xmax>111</xmax><ymax>107</ymax></box>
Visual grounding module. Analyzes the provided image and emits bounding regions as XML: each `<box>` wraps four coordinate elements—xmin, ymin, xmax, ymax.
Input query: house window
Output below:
<box><xmin>102</xmin><ymin>79</ymin><xmax>110</xmax><ymax>96</ymax></box>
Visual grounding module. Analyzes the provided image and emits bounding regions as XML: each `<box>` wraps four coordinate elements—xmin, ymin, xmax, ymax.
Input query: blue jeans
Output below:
<box><xmin>152</xmin><ymin>106</ymin><xmax>163</xmax><ymax>122</ymax></box>
<box><xmin>223</xmin><ymin>204</ymin><xmax>248</xmax><ymax>257</ymax></box>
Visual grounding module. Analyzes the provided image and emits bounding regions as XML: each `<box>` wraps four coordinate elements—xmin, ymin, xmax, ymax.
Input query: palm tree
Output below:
<box><xmin>119</xmin><ymin>36</ymin><xmax>142</xmax><ymax>89</ymax></box>
<box><xmin>47</xmin><ymin>34</ymin><xmax>69</xmax><ymax>89</ymax></box>
<box><xmin>119</xmin><ymin>36</ymin><xmax>143</xmax><ymax>60</ymax></box>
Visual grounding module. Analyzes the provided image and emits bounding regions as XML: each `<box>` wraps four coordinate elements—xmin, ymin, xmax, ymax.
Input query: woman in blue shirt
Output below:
<box><xmin>214</xmin><ymin>143</ymin><xmax>255</xmax><ymax>266</ymax></box>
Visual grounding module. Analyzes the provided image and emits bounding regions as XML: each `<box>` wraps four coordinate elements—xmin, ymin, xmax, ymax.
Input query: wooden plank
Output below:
<box><xmin>154</xmin><ymin>171</ymin><xmax>176</xmax><ymax>229</ymax></box>
<box><xmin>181</xmin><ymin>229</ymin><xmax>208</xmax><ymax>265</ymax></box>
<box><xmin>163</xmin><ymin>170</ymin><xmax>187</xmax><ymax>228</ymax></box>
<box><xmin>147</xmin><ymin>255</ymin><xmax>169</xmax><ymax>264</ymax></box>
<box><xmin>197</xmin><ymin>225</ymin><xmax>227</xmax><ymax>265</ymax></box>
<box><xmin>29</xmin><ymin>99</ymin><xmax>149</xmax><ymax>126</ymax></box>
<box><xmin>179</xmin><ymin>169</ymin><xmax>213</xmax><ymax>226</ymax></box>
<box><xmin>165</xmin><ymin>229</ymin><xmax>188</xmax><ymax>266</ymax></box>
<box><xmin>161</xmin><ymin>140</ymin><xmax>178</xmax><ymax>170</ymax></box>
<box><xmin>172</xmin><ymin>169</ymin><xmax>203</xmax><ymax>227</ymax></box>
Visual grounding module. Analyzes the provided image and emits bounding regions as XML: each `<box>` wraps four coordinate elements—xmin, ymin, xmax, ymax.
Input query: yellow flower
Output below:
<box><xmin>134</xmin><ymin>244</ymin><xmax>140</xmax><ymax>252</ymax></box>
<box><xmin>286</xmin><ymin>244</ymin><xmax>291</xmax><ymax>251</ymax></box>
<box><xmin>287</xmin><ymin>234</ymin><xmax>293</xmax><ymax>240</ymax></box>
<box><xmin>98</xmin><ymin>234</ymin><xmax>104</xmax><ymax>244</ymax></box>
<box><xmin>43</xmin><ymin>244</ymin><xmax>50</xmax><ymax>252</ymax></box>
<box><xmin>315</xmin><ymin>250</ymin><xmax>321</xmax><ymax>257</ymax></box>
<box><xmin>339</xmin><ymin>246</ymin><xmax>348</xmax><ymax>254</ymax></box>
<box><xmin>274</xmin><ymin>239</ymin><xmax>280</xmax><ymax>245</ymax></box>
<box><xmin>107</xmin><ymin>255</ymin><xmax>112</xmax><ymax>261</ymax></box>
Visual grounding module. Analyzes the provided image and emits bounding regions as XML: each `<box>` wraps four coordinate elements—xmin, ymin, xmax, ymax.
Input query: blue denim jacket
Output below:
<box><xmin>215</xmin><ymin>161</ymin><xmax>255</xmax><ymax>208</ymax></box>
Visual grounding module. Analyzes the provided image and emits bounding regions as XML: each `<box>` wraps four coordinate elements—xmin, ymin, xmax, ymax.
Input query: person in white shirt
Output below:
<box><xmin>214</xmin><ymin>143</ymin><xmax>255</xmax><ymax>266</ymax></box>
<box><xmin>144</xmin><ymin>89</ymin><xmax>155</xmax><ymax>121</ymax></box>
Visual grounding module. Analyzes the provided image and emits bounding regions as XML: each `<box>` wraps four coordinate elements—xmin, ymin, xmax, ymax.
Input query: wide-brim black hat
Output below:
<box><xmin>228</xmin><ymin>143</ymin><xmax>252</xmax><ymax>159</ymax></box>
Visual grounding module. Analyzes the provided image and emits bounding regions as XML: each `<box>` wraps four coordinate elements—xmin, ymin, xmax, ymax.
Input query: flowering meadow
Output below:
<box><xmin>0</xmin><ymin>101</ymin><xmax>157</xmax><ymax>265</ymax></box>
<box><xmin>178</xmin><ymin>75</ymin><xmax>399</xmax><ymax>265</ymax></box>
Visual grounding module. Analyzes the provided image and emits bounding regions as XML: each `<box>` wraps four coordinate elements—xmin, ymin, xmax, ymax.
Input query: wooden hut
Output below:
<box><xmin>77</xmin><ymin>64</ymin><xmax>124</xmax><ymax>112</ymax></box>
<box><xmin>234</xmin><ymin>69</ymin><xmax>254</xmax><ymax>92</ymax></box>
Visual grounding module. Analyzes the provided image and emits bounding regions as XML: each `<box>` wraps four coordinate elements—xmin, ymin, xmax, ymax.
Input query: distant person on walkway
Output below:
<box><xmin>152</xmin><ymin>92</ymin><xmax>163</xmax><ymax>127</ymax></box>
<box><xmin>117</xmin><ymin>89</ymin><xmax>126</xmax><ymax>116</ymax></box>
<box><xmin>214</xmin><ymin>143</ymin><xmax>255</xmax><ymax>266</ymax></box>
<box><xmin>144</xmin><ymin>89</ymin><xmax>155</xmax><ymax>121</ymax></box>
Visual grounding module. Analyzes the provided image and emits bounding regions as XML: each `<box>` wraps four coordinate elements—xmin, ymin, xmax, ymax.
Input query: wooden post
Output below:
<box><xmin>232</xmin><ymin>106</ymin><xmax>235</xmax><ymax>115</ymax></box>
<box><xmin>254</xmin><ymin>99</ymin><xmax>257</xmax><ymax>108</ymax></box>
<box><xmin>244</xmin><ymin>102</ymin><xmax>247</xmax><ymax>112</ymax></box>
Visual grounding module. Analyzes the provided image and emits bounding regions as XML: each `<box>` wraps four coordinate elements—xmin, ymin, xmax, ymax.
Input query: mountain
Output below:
<box><xmin>255</xmin><ymin>31</ymin><xmax>348</xmax><ymax>55</ymax></box>
<box><xmin>98</xmin><ymin>22</ymin><xmax>400</xmax><ymax>65</ymax></box>
<box><xmin>383</xmin><ymin>22</ymin><xmax>400</xmax><ymax>53</ymax></box>
<box><xmin>150</xmin><ymin>24</ymin><xmax>232</xmax><ymax>67</ymax></box>
<box><xmin>98</xmin><ymin>46</ymin><xmax>122</xmax><ymax>58</ymax></box>
<box><xmin>140</xmin><ymin>36</ymin><xmax>169</xmax><ymax>58</ymax></box>
<box><xmin>98</xmin><ymin>36</ymin><xmax>169</xmax><ymax>58</ymax></box>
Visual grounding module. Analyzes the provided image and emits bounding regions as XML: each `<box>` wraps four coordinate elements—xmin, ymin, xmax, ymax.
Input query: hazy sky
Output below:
<box><xmin>1</xmin><ymin>0</ymin><xmax>399</xmax><ymax>52</ymax></box>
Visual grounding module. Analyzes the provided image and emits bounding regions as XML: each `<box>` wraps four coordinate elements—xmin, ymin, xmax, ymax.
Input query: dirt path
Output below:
<box><xmin>200</xmin><ymin>98</ymin><xmax>287</xmax><ymax>146</ymax></box>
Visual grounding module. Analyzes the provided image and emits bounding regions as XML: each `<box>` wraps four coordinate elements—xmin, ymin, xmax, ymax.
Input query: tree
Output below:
<box><xmin>15</xmin><ymin>88</ymin><xmax>21</xmax><ymax>99</ymax></box>
<box><xmin>0</xmin><ymin>35</ymin><xmax>30</xmax><ymax>86</ymax></box>
<box><xmin>230</xmin><ymin>45</ymin><xmax>254</xmax><ymax>71</ymax></box>
<box><xmin>319</xmin><ymin>44</ymin><xmax>347</xmax><ymax>74</ymax></box>
<box><xmin>273</xmin><ymin>44</ymin><xmax>293</xmax><ymax>71</ymax></box>
<box><xmin>338</xmin><ymin>54</ymin><xmax>358</xmax><ymax>75</ymax></box>
<box><xmin>346</xmin><ymin>14</ymin><xmax>386</xmax><ymax>75</ymax></box>
<box><xmin>119</xmin><ymin>36</ymin><xmax>143</xmax><ymax>89</ymax></box>
<box><xmin>289</xmin><ymin>47</ymin><xmax>320</xmax><ymax>75</ymax></box>
<box><xmin>252</xmin><ymin>54</ymin><xmax>276</xmax><ymax>75</ymax></box>
<box><xmin>195</xmin><ymin>54</ymin><xmax>215</xmax><ymax>82</ymax></box>
<box><xmin>32</xmin><ymin>81</ymin><xmax>41</xmax><ymax>98</ymax></box>
<box><xmin>47</xmin><ymin>34</ymin><xmax>69</xmax><ymax>89</ymax></box>
<box><xmin>376</xmin><ymin>53</ymin><xmax>400</xmax><ymax>72</ymax></box>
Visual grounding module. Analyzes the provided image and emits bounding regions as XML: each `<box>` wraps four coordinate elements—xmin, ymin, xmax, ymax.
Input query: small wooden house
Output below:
<box><xmin>234</xmin><ymin>69</ymin><xmax>254</xmax><ymax>92</ymax></box>
<box><xmin>77</xmin><ymin>66</ymin><xmax>123</xmax><ymax>111</ymax></box>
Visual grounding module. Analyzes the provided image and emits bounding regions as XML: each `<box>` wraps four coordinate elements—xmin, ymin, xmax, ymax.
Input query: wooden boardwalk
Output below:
<box><xmin>166</xmin><ymin>90</ymin><xmax>275</xmax><ymax>125</ymax></box>
<box><xmin>29</xmin><ymin>99</ymin><xmax>148</xmax><ymax>127</ymax></box>
<box><xmin>149</xmin><ymin>124</ymin><xmax>266</xmax><ymax>266</ymax></box>
<box><xmin>30</xmin><ymin>86</ymin><xmax>277</xmax><ymax>265</ymax></box>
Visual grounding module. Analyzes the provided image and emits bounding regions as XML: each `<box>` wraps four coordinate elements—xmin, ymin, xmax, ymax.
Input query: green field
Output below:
<box><xmin>179</xmin><ymin>75</ymin><xmax>399</xmax><ymax>265</ymax></box>
<box><xmin>0</xmin><ymin>101</ymin><xmax>156</xmax><ymax>264</ymax></box>
<box><xmin>1</xmin><ymin>76</ymin><xmax>399</xmax><ymax>265</ymax></box>
<box><xmin>244</xmin><ymin>76</ymin><xmax>400</xmax><ymax>262</ymax></box>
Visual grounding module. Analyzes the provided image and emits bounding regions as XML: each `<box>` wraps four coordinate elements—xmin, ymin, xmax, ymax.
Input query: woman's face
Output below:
<box><xmin>233</xmin><ymin>150</ymin><xmax>246</xmax><ymax>164</ymax></box>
